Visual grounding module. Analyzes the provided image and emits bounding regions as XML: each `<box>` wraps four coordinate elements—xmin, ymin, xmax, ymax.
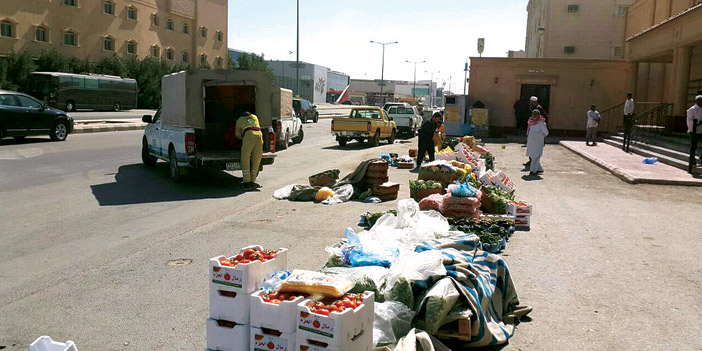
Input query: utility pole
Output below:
<box><xmin>370</xmin><ymin>41</ymin><xmax>398</xmax><ymax>100</ymax></box>
<box><xmin>296</xmin><ymin>0</ymin><xmax>299</xmax><ymax>97</ymax></box>
<box><xmin>464</xmin><ymin>59</ymin><xmax>468</xmax><ymax>95</ymax></box>
<box><xmin>406</xmin><ymin>60</ymin><xmax>425</xmax><ymax>102</ymax></box>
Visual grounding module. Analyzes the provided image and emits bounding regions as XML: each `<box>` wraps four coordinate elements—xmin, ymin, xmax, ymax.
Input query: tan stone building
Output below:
<box><xmin>0</xmin><ymin>0</ymin><xmax>228</xmax><ymax>68</ymax></box>
<box><xmin>626</xmin><ymin>0</ymin><xmax>702</xmax><ymax>123</ymax></box>
<box><xmin>526</xmin><ymin>0</ymin><xmax>635</xmax><ymax>59</ymax></box>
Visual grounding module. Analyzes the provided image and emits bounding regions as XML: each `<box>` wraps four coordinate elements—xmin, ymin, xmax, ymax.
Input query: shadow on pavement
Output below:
<box><xmin>521</xmin><ymin>173</ymin><xmax>543</xmax><ymax>181</ymax></box>
<box><xmin>90</xmin><ymin>163</ymin><xmax>244</xmax><ymax>206</ymax></box>
<box><xmin>322</xmin><ymin>142</ymin><xmax>392</xmax><ymax>151</ymax></box>
<box><xmin>0</xmin><ymin>136</ymin><xmax>54</xmax><ymax>146</ymax></box>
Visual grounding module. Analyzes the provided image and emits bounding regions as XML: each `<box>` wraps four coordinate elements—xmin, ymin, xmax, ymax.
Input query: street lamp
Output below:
<box><xmin>425</xmin><ymin>70</ymin><xmax>439</xmax><ymax>107</ymax></box>
<box><xmin>296</xmin><ymin>0</ymin><xmax>300</xmax><ymax>97</ymax></box>
<box><xmin>406</xmin><ymin>60</ymin><xmax>425</xmax><ymax>101</ymax></box>
<box><xmin>370</xmin><ymin>40</ymin><xmax>398</xmax><ymax>99</ymax></box>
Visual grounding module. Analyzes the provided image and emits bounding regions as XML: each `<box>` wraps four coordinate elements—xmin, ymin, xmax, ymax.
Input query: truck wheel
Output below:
<box><xmin>314</xmin><ymin>112</ymin><xmax>319</xmax><ymax>123</ymax></box>
<box><xmin>337</xmin><ymin>137</ymin><xmax>347</xmax><ymax>146</ymax></box>
<box><xmin>114</xmin><ymin>102</ymin><xmax>121</xmax><ymax>112</ymax></box>
<box><xmin>65</xmin><ymin>101</ymin><xmax>75</xmax><ymax>112</ymax></box>
<box><xmin>387</xmin><ymin>129</ymin><xmax>396</xmax><ymax>144</ymax></box>
<box><xmin>292</xmin><ymin>127</ymin><xmax>304</xmax><ymax>144</ymax></box>
<box><xmin>168</xmin><ymin>147</ymin><xmax>186</xmax><ymax>182</ymax></box>
<box><xmin>142</xmin><ymin>138</ymin><xmax>157</xmax><ymax>167</ymax></box>
<box><xmin>279</xmin><ymin>131</ymin><xmax>289</xmax><ymax>150</ymax></box>
<box><xmin>370</xmin><ymin>130</ymin><xmax>380</xmax><ymax>146</ymax></box>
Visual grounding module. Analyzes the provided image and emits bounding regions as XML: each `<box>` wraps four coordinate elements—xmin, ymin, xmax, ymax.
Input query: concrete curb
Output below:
<box><xmin>73</xmin><ymin>123</ymin><xmax>145</xmax><ymax>134</ymax></box>
<box><xmin>559</xmin><ymin>141</ymin><xmax>702</xmax><ymax>186</ymax></box>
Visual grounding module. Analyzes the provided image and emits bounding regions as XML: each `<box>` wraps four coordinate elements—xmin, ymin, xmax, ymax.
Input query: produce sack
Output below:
<box><xmin>321</xmin><ymin>266</ymin><xmax>389</xmax><ymax>298</ymax></box>
<box><xmin>413</xmin><ymin>277</ymin><xmax>461</xmax><ymax>334</ymax></box>
<box><xmin>315</xmin><ymin>187</ymin><xmax>335</xmax><ymax>203</ymax></box>
<box><xmin>418</xmin><ymin>193</ymin><xmax>444</xmax><ymax>212</ymax></box>
<box><xmin>443</xmin><ymin>192</ymin><xmax>481</xmax><ymax>207</ymax></box>
<box><xmin>373</xmin><ymin>301</ymin><xmax>416</xmax><ymax>346</ymax></box>
<box><xmin>343</xmin><ymin>228</ymin><xmax>400</xmax><ymax>268</ymax></box>
<box><xmin>279</xmin><ymin>269</ymin><xmax>354</xmax><ymax>298</ymax></box>
<box><xmin>451</xmin><ymin>182</ymin><xmax>478</xmax><ymax>198</ymax></box>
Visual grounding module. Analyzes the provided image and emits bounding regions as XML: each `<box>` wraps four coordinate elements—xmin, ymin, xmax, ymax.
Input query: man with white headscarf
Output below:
<box><xmin>524</xmin><ymin>96</ymin><xmax>549</xmax><ymax>167</ymax></box>
<box><xmin>688</xmin><ymin>95</ymin><xmax>702</xmax><ymax>166</ymax></box>
<box><xmin>527</xmin><ymin>109</ymin><xmax>549</xmax><ymax>175</ymax></box>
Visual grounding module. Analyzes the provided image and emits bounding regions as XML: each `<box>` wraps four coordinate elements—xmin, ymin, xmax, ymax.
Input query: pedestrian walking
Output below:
<box><xmin>687</xmin><ymin>95</ymin><xmax>702</xmax><ymax>166</ymax></box>
<box><xmin>623</xmin><ymin>93</ymin><xmax>635</xmax><ymax>140</ymax></box>
<box><xmin>586</xmin><ymin>105</ymin><xmax>601</xmax><ymax>146</ymax></box>
<box><xmin>236</xmin><ymin>112</ymin><xmax>264</xmax><ymax>190</ymax></box>
<box><xmin>416</xmin><ymin>112</ymin><xmax>441</xmax><ymax>167</ymax></box>
<box><xmin>524</xmin><ymin>96</ymin><xmax>549</xmax><ymax>168</ymax></box>
<box><xmin>526</xmin><ymin>109</ymin><xmax>549</xmax><ymax>176</ymax></box>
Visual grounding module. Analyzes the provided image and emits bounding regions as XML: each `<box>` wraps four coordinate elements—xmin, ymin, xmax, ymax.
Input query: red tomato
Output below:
<box><xmin>235</xmin><ymin>254</ymin><xmax>244</xmax><ymax>261</ymax></box>
<box><xmin>288</xmin><ymin>296</ymin><xmax>297</xmax><ymax>301</ymax></box>
<box><xmin>242</xmin><ymin>249</ymin><xmax>254</xmax><ymax>259</ymax></box>
<box><xmin>240</xmin><ymin>259</ymin><xmax>250</xmax><ymax>264</ymax></box>
<box><xmin>271</xmin><ymin>299</ymin><xmax>281</xmax><ymax>305</ymax></box>
<box><xmin>267</xmin><ymin>341</ymin><xmax>275</xmax><ymax>349</ymax></box>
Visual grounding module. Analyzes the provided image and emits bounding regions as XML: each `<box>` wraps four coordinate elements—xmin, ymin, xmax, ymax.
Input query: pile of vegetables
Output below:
<box><xmin>312</xmin><ymin>169</ymin><xmax>340</xmax><ymax>179</ymax></box>
<box><xmin>259</xmin><ymin>291</ymin><xmax>308</xmax><ymax>305</ymax></box>
<box><xmin>409</xmin><ymin>180</ymin><xmax>443</xmax><ymax>191</ymax></box>
<box><xmin>442</xmin><ymin>137</ymin><xmax>462</xmax><ymax>150</ymax></box>
<box><xmin>481</xmin><ymin>185</ymin><xmax>515</xmax><ymax>214</ymax></box>
<box><xmin>217</xmin><ymin>248</ymin><xmax>279</xmax><ymax>266</ymax></box>
<box><xmin>451</xmin><ymin>221</ymin><xmax>506</xmax><ymax>245</ymax></box>
<box><xmin>306</xmin><ymin>293</ymin><xmax>366</xmax><ymax>316</ymax></box>
<box><xmin>361</xmin><ymin>210</ymin><xmax>398</xmax><ymax>227</ymax></box>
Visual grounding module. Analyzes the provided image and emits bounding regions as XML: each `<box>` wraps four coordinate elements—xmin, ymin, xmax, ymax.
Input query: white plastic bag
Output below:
<box><xmin>273</xmin><ymin>184</ymin><xmax>296</xmax><ymax>199</ymax></box>
<box><xmin>386</xmin><ymin>250</ymin><xmax>446</xmax><ymax>287</ymax></box>
<box><xmin>322</xmin><ymin>184</ymin><xmax>354</xmax><ymax>205</ymax></box>
<box><xmin>373</xmin><ymin>301</ymin><xmax>416</xmax><ymax>346</ymax></box>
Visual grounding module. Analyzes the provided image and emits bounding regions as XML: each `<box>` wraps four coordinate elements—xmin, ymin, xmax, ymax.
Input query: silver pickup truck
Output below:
<box><xmin>387</xmin><ymin>105</ymin><xmax>422</xmax><ymax>136</ymax></box>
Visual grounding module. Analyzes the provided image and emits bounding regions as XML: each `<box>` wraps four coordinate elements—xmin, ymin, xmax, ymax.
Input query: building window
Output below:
<box><xmin>127</xmin><ymin>40</ymin><xmax>136</xmax><ymax>54</ymax></box>
<box><xmin>200</xmin><ymin>54</ymin><xmax>207</xmax><ymax>67</ymax></box>
<box><xmin>216</xmin><ymin>30</ymin><xmax>223</xmax><ymax>42</ymax></box>
<box><xmin>152</xmin><ymin>13</ymin><xmax>159</xmax><ymax>26</ymax></box>
<box><xmin>166</xmin><ymin>48</ymin><xmax>174</xmax><ymax>60</ymax></box>
<box><xmin>166</xmin><ymin>19</ymin><xmax>173</xmax><ymax>31</ymax></box>
<box><xmin>151</xmin><ymin>45</ymin><xmax>160</xmax><ymax>58</ymax></box>
<box><xmin>182</xmin><ymin>51</ymin><xmax>189</xmax><ymax>63</ymax></box>
<box><xmin>103</xmin><ymin>1</ymin><xmax>115</xmax><ymax>15</ymax></box>
<box><xmin>182</xmin><ymin>22</ymin><xmax>189</xmax><ymax>34</ymax></box>
<box><xmin>63</xmin><ymin>0</ymin><xmax>77</xmax><ymax>6</ymax></box>
<box><xmin>127</xmin><ymin>6</ymin><xmax>137</xmax><ymax>20</ymax></box>
<box><xmin>215</xmin><ymin>56</ymin><xmax>222</xmax><ymax>68</ymax></box>
<box><xmin>617</xmin><ymin>5</ymin><xmax>628</xmax><ymax>16</ymax></box>
<box><xmin>63</xmin><ymin>30</ymin><xmax>77</xmax><ymax>46</ymax></box>
<box><xmin>200</xmin><ymin>26</ymin><xmax>207</xmax><ymax>38</ymax></box>
<box><xmin>35</xmin><ymin>27</ymin><xmax>48</xmax><ymax>42</ymax></box>
<box><xmin>1</xmin><ymin>21</ymin><xmax>13</xmax><ymax>38</ymax></box>
<box><xmin>567</xmin><ymin>4</ymin><xmax>579</xmax><ymax>12</ymax></box>
<box><xmin>614</xmin><ymin>46</ymin><xmax>623</xmax><ymax>58</ymax></box>
<box><xmin>564</xmin><ymin>46</ymin><xmax>576</xmax><ymax>54</ymax></box>
<box><xmin>103</xmin><ymin>36</ymin><xmax>115</xmax><ymax>51</ymax></box>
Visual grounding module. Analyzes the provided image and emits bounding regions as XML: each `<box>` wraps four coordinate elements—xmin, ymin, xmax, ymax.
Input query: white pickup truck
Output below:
<box><xmin>140</xmin><ymin>70</ymin><xmax>281</xmax><ymax>182</ymax></box>
<box><xmin>387</xmin><ymin>105</ymin><xmax>422</xmax><ymax>136</ymax></box>
<box><xmin>273</xmin><ymin>108</ymin><xmax>304</xmax><ymax>150</ymax></box>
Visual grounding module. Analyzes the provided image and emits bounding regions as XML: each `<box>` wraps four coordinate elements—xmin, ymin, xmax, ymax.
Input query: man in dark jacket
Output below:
<box><xmin>416</xmin><ymin>112</ymin><xmax>441</xmax><ymax>167</ymax></box>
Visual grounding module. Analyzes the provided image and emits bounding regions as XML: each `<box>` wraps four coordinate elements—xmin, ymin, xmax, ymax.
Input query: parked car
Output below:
<box><xmin>0</xmin><ymin>90</ymin><xmax>74</xmax><ymax>141</ymax></box>
<box><xmin>331</xmin><ymin>106</ymin><xmax>396</xmax><ymax>146</ymax></box>
<box><xmin>273</xmin><ymin>109</ymin><xmax>304</xmax><ymax>150</ymax></box>
<box><xmin>382</xmin><ymin>102</ymin><xmax>409</xmax><ymax>112</ymax></box>
<box><xmin>292</xmin><ymin>98</ymin><xmax>318</xmax><ymax>123</ymax></box>
<box><xmin>387</xmin><ymin>105</ymin><xmax>422</xmax><ymax>136</ymax></box>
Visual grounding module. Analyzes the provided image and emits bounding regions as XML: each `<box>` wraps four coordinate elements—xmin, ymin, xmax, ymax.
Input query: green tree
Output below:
<box><xmin>67</xmin><ymin>56</ymin><xmax>94</xmax><ymax>74</ymax></box>
<box><xmin>231</xmin><ymin>53</ymin><xmax>274</xmax><ymax>82</ymax></box>
<box><xmin>0</xmin><ymin>51</ymin><xmax>37</xmax><ymax>91</ymax></box>
<box><xmin>36</xmin><ymin>49</ymin><xmax>69</xmax><ymax>73</ymax></box>
<box><xmin>95</xmin><ymin>54</ymin><xmax>128</xmax><ymax>77</ymax></box>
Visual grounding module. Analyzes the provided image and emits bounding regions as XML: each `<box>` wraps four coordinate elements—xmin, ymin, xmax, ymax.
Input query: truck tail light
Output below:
<box><xmin>298</xmin><ymin>107</ymin><xmax>303</xmax><ymax>116</ymax></box>
<box><xmin>367</xmin><ymin>122</ymin><xmax>371</xmax><ymax>131</ymax></box>
<box><xmin>268</xmin><ymin>131</ymin><xmax>277</xmax><ymax>153</ymax></box>
<box><xmin>277</xmin><ymin>121</ymin><xmax>282</xmax><ymax>134</ymax></box>
<box><xmin>185</xmin><ymin>132</ymin><xmax>196</xmax><ymax>156</ymax></box>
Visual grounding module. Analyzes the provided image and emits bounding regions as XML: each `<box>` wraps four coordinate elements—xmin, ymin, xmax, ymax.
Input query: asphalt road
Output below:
<box><xmin>68</xmin><ymin>109</ymin><xmax>157</xmax><ymax>121</ymax></box>
<box><xmin>1</xmin><ymin>122</ymin><xmax>702</xmax><ymax>350</ymax></box>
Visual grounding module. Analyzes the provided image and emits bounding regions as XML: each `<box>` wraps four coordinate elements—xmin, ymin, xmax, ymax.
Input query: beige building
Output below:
<box><xmin>526</xmin><ymin>0</ymin><xmax>635</xmax><ymax>59</ymax></box>
<box><xmin>625</xmin><ymin>0</ymin><xmax>702</xmax><ymax>125</ymax></box>
<box><xmin>0</xmin><ymin>0</ymin><xmax>228</xmax><ymax>68</ymax></box>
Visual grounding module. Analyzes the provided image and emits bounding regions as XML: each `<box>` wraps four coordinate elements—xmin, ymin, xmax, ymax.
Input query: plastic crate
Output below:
<box><xmin>507</xmin><ymin>201</ymin><xmax>532</xmax><ymax>216</ymax></box>
<box><xmin>251</xmin><ymin>327</ymin><xmax>296</xmax><ymax>351</ymax></box>
<box><xmin>29</xmin><ymin>336</ymin><xmax>78</xmax><ymax>351</ymax></box>
<box><xmin>209</xmin><ymin>246</ymin><xmax>288</xmax><ymax>323</ymax></box>
<box><xmin>296</xmin><ymin>292</ymin><xmax>374</xmax><ymax>347</ymax></box>
<box><xmin>250</xmin><ymin>290</ymin><xmax>307</xmax><ymax>334</ymax></box>
<box><xmin>295</xmin><ymin>327</ymin><xmax>373</xmax><ymax>351</ymax></box>
<box><xmin>515</xmin><ymin>215</ymin><xmax>530</xmax><ymax>228</ymax></box>
<box><xmin>206</xmin><ymin>319</ymin><xmax>249</xmax><ymax>351</ymax></box>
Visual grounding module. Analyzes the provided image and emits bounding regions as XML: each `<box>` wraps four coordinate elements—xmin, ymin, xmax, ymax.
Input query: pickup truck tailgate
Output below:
<box><xmin>332</xmin><ymin>118</ymin><xmax>370</xmax><ymax>132</ymax></box>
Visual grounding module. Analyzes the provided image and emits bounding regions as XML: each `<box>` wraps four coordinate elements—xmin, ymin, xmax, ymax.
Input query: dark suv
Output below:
<box><xmin>292</xmin><ymin>98</ymin><xmax>318</xmax><ymax>123</ymax></box>
<box><xmin>0</xmin><ymin>90</ymin><xmax>73</xmax><ymax>141</ymax></box>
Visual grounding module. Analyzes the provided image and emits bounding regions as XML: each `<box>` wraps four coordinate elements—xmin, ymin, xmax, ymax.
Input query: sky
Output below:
<box><xmin>228</xmin><ymin>0</ymin><xmax>529</xmax><ymax>92</ymax></box>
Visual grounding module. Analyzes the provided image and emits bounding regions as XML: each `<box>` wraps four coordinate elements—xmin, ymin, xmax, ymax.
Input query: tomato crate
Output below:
<box><xmin>250</xmin><ymin>290</ymin><xmax>307</xmax><ymax>334</ymax></box>
<box><xmin>29</xmin><ymin>336</ymin><xmax>78</xmax><ymax>351</ymax></box>
<box><xmin>507</xmin><ymin>201</ymin><xmax>532</xmax><ymax>216</ymax></box>
<box><xmin>367</xmin><ymin>161</ymin><xmax>389</xmax><ymax>173</ymax></box>
<box><xmin>206</xmin><ymin>319</ymin><xmax>249</xmax><ymax>351</ymax></box>
<box><xmin>295</xmin><ymin>328</ymin><xmax>373</xmax><ymax>351</ymax></box>
<box><xmin>210</xmin><ymin>246</ymin><xmax>288</xmax><ymax>323</ymax></box>
<box><xmin>251</xmin><ymin>327</ymin><xmax>296</xmax><ymax>351</ymax></box>
<box><xmin>371</xmin><ymin>182</ymin><xmax>399</xmax><ymax>196</ymax></box>
<box><xmin>515</xmin><ymin>215</ymin><xmax>530</xmax><ymax>229</ymax></box>
<box><xmin>296</xmin><ymin>292</ymin><xmax>374</xmax><ymax>347</ymax></box>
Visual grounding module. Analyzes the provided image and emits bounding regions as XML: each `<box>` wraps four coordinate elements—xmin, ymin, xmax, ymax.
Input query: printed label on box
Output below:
<box><xmin>252</xmin><ymin>332</ymin><xmax>290</xmax><ymax>351</ymax></box>
<box><xmin>211</xmin><ymin>266</ymin><xmax>243</xmax><ymax>288</ymax></box>
<box><xmin>298</xmin><ymin>344</ymin><xmax>325</xmax><ymax>351</ymax></box>
<box><xmin>299</xmin><ymin>312</ymin><xmax>335</xmax><ymax>338</ymax></box>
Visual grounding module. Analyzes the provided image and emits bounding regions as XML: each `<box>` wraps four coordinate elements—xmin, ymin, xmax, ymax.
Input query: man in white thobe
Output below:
<box><xmin>687</xmin><ymin>95</ymin><xmax>702</xmax><ymax>166</ymax></box>
<box><xmin>586</xmin><ymin>105</ymin><xmax>601</xmax><ymax>146</ymax></box>
<box><xmin>527</xmin><ymin>109</ymin><xmax>549</xmax><ymax>175</ymax></box>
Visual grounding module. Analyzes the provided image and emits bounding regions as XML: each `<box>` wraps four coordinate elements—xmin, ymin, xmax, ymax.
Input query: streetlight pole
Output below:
<box><xmin>370</xmin><ymin>41</ymin><xmax>398</xmax><ymax>99</ymax></box>
<box><xmin>406</xmin><ymin>60</ymin><xmax>425</xmax><ymax>102</ymax></box>
<box><xmin>296</xmin><ymin>0</ymin><xmax>299</xmax><ymax>97</ymax></box>
<box><xmin>425</xmin><ymin>70</ymin><xmax>438</xmax><ymax>107</ymax></box>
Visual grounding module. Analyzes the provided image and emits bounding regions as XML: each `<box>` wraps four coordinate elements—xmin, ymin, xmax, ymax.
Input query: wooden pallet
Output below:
<box><xmin>434</xmin><ymin>317</ymin><xmax>472</xmax><ymax>342</ymax></box>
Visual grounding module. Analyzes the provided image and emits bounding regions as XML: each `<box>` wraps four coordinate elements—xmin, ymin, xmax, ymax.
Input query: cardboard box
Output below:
<box><xmin>367</xmin><ymin>161</ymin><xmax>388</xmax><ymax>173</ymax></box>
<box><xmin>206</xmin><ymin>319</ymin><xmax>249</xmax><ymax>351</ymax></box>
<box><xmin>361</xmin><ymin>176</ymin><xmax>388</xmax><ymax>186</ymax></box>
<box><xmin>372</xmin><ymin>182</ymin><xmax>399</xmax><ymax>196</ymax></box>
<box><xmin>507</xmin><ymin>201</ymin><xmax>532</xmax><ymax>216</ymax></box>
<box><xmin>251</xmin><ymin>327</ymin><xmax>295</xmax><ymax>351</ymax></box>
<box><xmin>296</xmin><ymin>292</ymin><xmax>374</xmax><ymax>347</ymax></box>
<box><xmin>515</xmin><ymin>215</ymin><xmax>530</xmax><ymax>228</ymax></box>
<box><xmin>295</xmin><ymin>328</ymin><xmax>373</xmax><ymax>351</ymax></box>
<box><xmin>250</xmin><ymin>290</ymin><xmax>306</xmax><ymax>334</ymax></box>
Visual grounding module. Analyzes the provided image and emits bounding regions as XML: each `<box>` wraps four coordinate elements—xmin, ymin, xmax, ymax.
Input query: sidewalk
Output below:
<box><xmin>73</xmin><ymin>119</ymin><xmax>146</xmax><ymax>134</ymax></box>
<box><xmin>560</xmin><ymin>140</ymin><xmax>702</xmax><ymax>186</ymax></box>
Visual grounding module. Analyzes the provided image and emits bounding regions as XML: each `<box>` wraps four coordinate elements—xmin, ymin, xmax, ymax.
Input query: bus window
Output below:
<box><xmin>72</xmin><ymin>77</ymin><xmax>85</xmax><ymax>88</ymax></box>
<box><xmin>59</xmin><ymin>76</ymin><xmax>72</xmax><ymax>89</ymax></box>
<box><xmin>85</xmin><ymin>78</ymin><xmax>98</xmax><ymax>90</ymax></box>
<box><xmin>98</xmin><ymin>79</ymin><xmax>112</xmax><ymax>90</ymax></box>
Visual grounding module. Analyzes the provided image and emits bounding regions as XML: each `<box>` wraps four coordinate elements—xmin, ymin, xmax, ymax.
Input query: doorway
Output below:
<box><xmin>520</xmin><ymin>84</ymin><xmax>551</xmax><ymax>113</ymax></box>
